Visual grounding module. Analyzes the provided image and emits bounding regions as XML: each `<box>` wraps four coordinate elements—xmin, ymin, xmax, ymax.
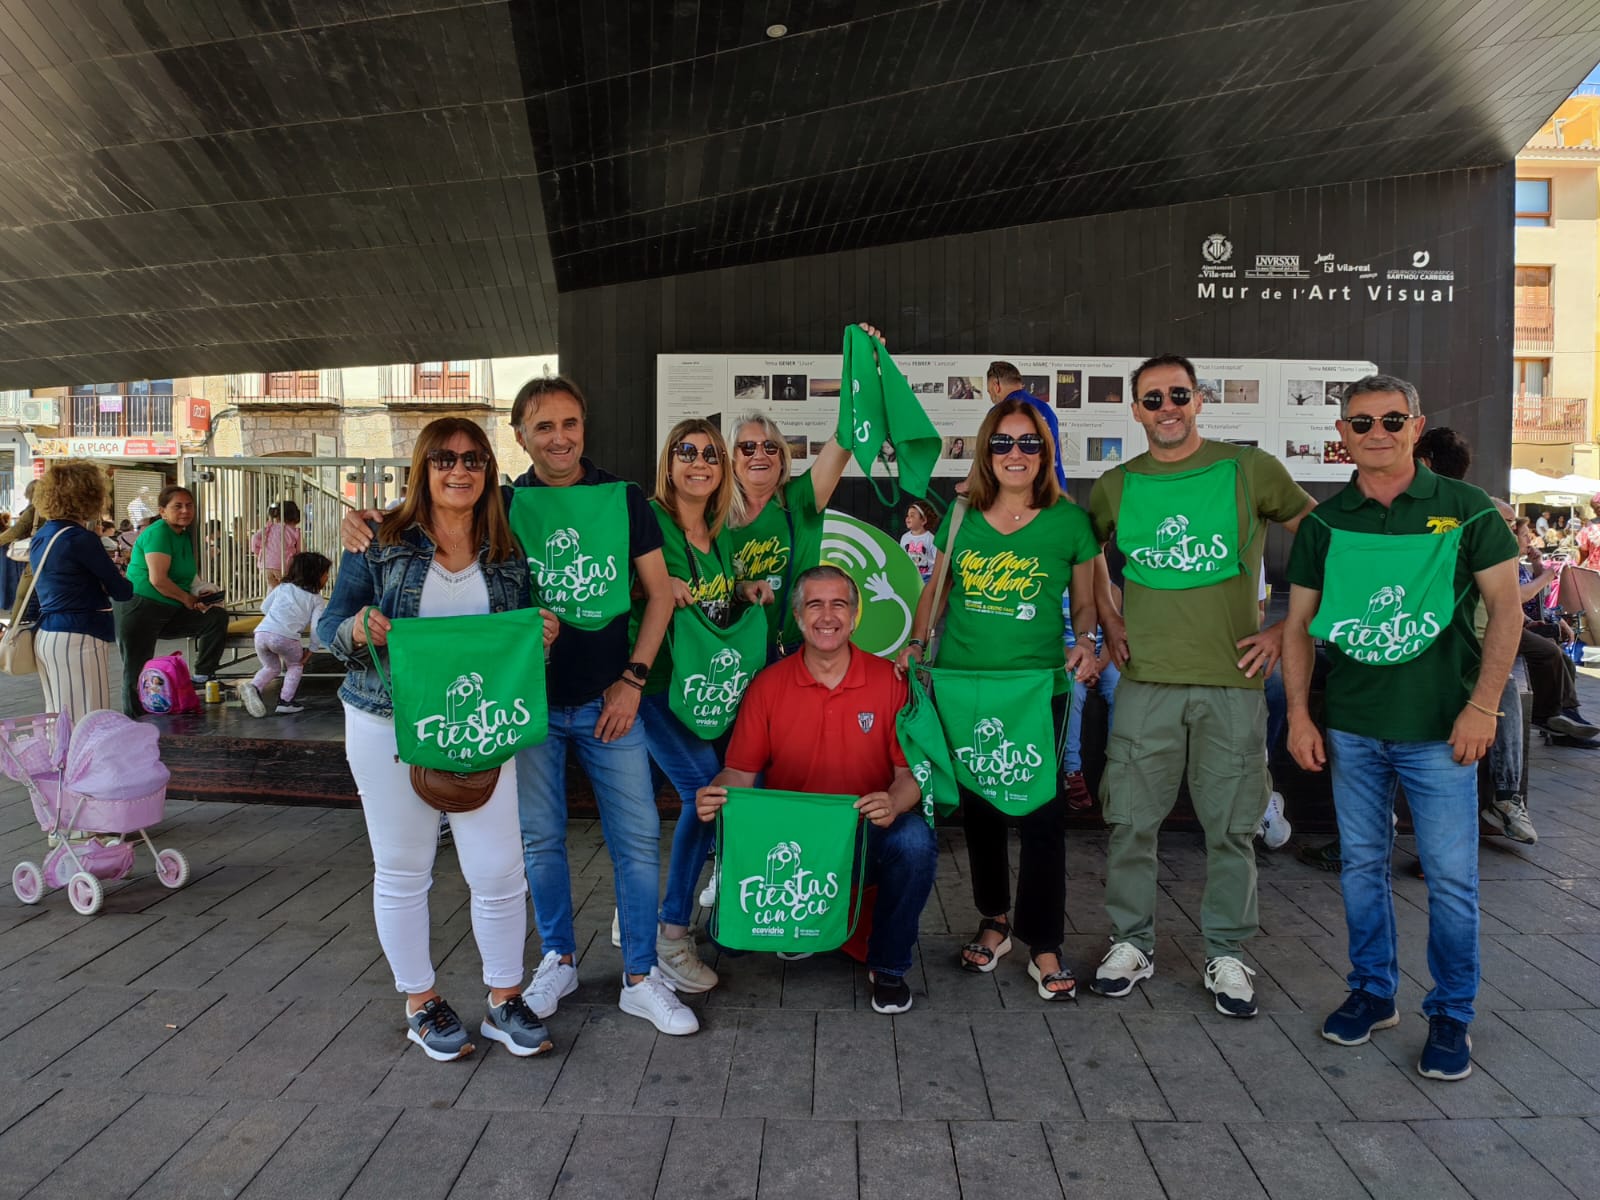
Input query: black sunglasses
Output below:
<box><xmin>673</xmin><ymin>442</ymin><xmax>721</xmax><ymax>465</ymax></box>
<box><xmin>1139</xmin><ymin>387</ymin><xmax>1193</xmax><ymax>411</ymax></box>
<box><xmin>988</xmin><ymin>433</ymin><xmax>1044</xmax><ymax>456</ymax></box>
<box><xmin>1345</xmin><ymin>412</ymin><xmax>1413</xmax><ymax>435</ymax></box>
<box><xmin>425</xmin><ymin>449</ymin><xmax>490</xmax><ymax>472</ymax></box>
<box><xmin>735</xmin><ymin>439</ymin><xmax>782</xmax><ymax>457</ymax></box>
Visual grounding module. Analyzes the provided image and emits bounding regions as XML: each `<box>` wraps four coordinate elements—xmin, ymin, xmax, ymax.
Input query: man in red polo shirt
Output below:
<box><xmin>696</xmin><ymin>565</ymin><xmax>939</xmax><ymax>1014</ymax></box>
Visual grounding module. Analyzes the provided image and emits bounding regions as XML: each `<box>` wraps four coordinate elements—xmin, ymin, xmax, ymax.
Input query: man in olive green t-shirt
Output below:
<box><xmin>1087</xmin><ymin>354</ymin><xmax>1313</xmax><ymax>1018</ymax></box>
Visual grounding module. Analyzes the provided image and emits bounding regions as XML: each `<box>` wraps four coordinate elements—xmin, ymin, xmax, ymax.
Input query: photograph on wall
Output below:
<box><xmin>785</xmin><ymin>434</ymin><xmax>808</xmax><ymax>460</ymax></box>
<box><xmin>1087</xmin><ymin>436</ymin><xmax>1124</xmax><ymax>463</ymax></box>
<box><xmin>1021</xmin><ymin>374</ymin><xmax>1050</xmax><ymax>401</ymax></box>
<box><xmin>734</xmin><ymin>375</ymin><xmax>769</xmax><ymax>400</ymax></box>
<box><xmin>1285</xmin><ymin>379</ymin><xmax>1323</xmax><ymax>407</ymax></box>
<box><xmin>1324</xmin><ymin>379</ymin><xmax>1358</xmax><ymax>406</ymax></box>
<box><xmin>809</xmin><ymin>378</ymin><xmax>841</xmax><ymax>398</ymax></box>
<box><xmin>947</xmin><ymin>375</ymin><xmax>983</xmax><ymax>400</ymax></box>
<box><xmin>1056</xmin><ymin>370</ymin><xmax>1082</xmax><ymax>409</ymax></box>
<box><xmin>1058</xmin><ymin>430</ymin><xmax>1083</xmax><ymax>466</ymax></box>
<box><xmin>1088</xmin><ymin>375</ymin><xmax>1124</xmax><ymax>405</ymax></box>
<box><xmin>1284</xmin><ymin>438</ymin><xmax>1319</xmax><ymax>460</ymax></box>
<box><xmin>1224</xmin><ymin>379</ymin><xmax>1260</xmax><ymax>405</ymax></box>
<box><xmin>943</xmin><ymin>434</ymin><xmax>973</xmax><ymax>460</ymax></box>
<box><xmin>1195</xmin><ymin>377</ymin><xmax>1222</xmax><ymax>404</ymax></box>
<box><xmin>908</xmin><ymin>379</ymin><xmax>943</xmax><ymax>395</ymax></box>
<box><xmin>772</xmin><ymin>374</ymin><xmax>807</xmax><ymax>402</ymax></box>
<box><xmin>1323</xmin><ymin>441</ymin><xmax>1353</xmax><ymax>465</ymax></box>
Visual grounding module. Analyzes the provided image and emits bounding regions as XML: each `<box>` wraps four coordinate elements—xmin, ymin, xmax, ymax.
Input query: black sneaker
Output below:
<box><xmin>405</xmin><ymin>997</ymin><xmax>473</xmax><ymax>1062</ymax></box>
<box><xmin>1417</xmin><ymin>1013</ymin><xmax>1472</xmax><ymax>1081</ymax></box>
<box><xmin>1299</xmin><ymin>840</ymin><xmax>1343</xmax><ymax>873</ymax></box>
<box><xmin>869</xmin><ymin>970</ymin><xmax>912</xmax><ymax>1015</ymax></box>
<box><xmin>1321</xmin><ymin>989</ymin><xmax>1400</xmax><ymax>1045</ymax></box>
<box><xmin>1558</xmin><ymin>707</ymin><xmax>1600</xmax><ymax>739</ymax></box>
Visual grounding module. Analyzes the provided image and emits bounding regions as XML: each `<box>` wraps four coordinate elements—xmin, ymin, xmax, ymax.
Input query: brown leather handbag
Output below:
<box><xmin>409</xmin><ymin>764</ymin><xmax>500</xmax><ymax>813</ymax></box>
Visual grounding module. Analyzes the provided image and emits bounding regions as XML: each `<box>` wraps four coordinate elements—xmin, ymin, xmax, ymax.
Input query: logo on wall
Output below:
<box><xmin>820</xmin><ymin>511</ymin><xmax>922</xmax><ymax>657</ymax></box>
<box><xmin>1247</xmin><ymin>254</ymin><xmax>1309</xmax><ymax>280</ymax></box>
<box><xmin>1201</xmin><ymin>234</ymin><xmax>1232</xmax><ymax>265</ymax></box>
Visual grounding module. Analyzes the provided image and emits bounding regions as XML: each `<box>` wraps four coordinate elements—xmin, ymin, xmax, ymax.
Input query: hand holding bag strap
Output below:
<box><xmin>362</xmin><ymin>608</ymin><xmax>391</xmax><ymax>691</ymax></box>
<box><xmin>923</xmin><ymin>497</ymin><xmax>968</xmax><ymax>658</ymax></box>
<box><xmin>2</xmin><ymin>525</ymin><xmax>69</xmax><ymax>640</ymax></box>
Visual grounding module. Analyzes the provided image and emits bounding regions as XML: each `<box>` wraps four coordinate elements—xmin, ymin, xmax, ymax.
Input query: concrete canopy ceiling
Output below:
<box><xmin>0</xmin><ymin>0</ymin><xmax>1595</xmax><ymax>389</ymax></box>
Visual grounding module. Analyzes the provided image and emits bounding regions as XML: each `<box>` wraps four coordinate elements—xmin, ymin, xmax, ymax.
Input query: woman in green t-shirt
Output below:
<box><xmin>898</xmin><ymin>398</ymin><xmax>1103</xmax><ymax>999</ymax></box>
<box><xmin>114</xmin><ymin>484</ymin><xmax>230</xmax><ymax>715</ymax></box>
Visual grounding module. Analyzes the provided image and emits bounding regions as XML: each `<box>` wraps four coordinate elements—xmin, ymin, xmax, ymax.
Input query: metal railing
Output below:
<box><xmin>1512</xmin><ymin>395</ymin><xmax>1589</xmax><ymax>444</ymax></box>
<box><xmin>225</xmin><ymin>370</ymin><xmax>345</xmax><ymax>406</ymax></box>
<box><xmin>1514</xmin><ymin>304</ymin><xmax>1554</xmax><ymax>352</ymax></box>
<box><xmin>60</xmin><ymin>393</ymin><xmax>182</xmax><ymax>438</ymax></box>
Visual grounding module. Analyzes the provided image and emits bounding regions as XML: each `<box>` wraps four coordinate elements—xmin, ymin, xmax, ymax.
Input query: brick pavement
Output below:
<box><xmin>2</xmin><ymin>667</ymin><xmax>1600</xmax><ymax>1199</ymax></box>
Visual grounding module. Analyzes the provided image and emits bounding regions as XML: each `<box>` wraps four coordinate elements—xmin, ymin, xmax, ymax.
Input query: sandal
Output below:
<box><xmin>1028</xmin><ymin>950</ymin><xmax>1077</xmax><ymax>1001</ymax></box>
<box><xmin>960</xmin><ymin>917</ymin><xmax>1013</xmax><ymax>974</ymax></box>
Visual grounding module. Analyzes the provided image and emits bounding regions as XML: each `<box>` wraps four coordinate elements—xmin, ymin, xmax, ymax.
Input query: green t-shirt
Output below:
<box><xmin>1285</xmin><ymin>465</ymin><xmax>1518</xmax><ymax>742</ymax></box>
<box><xmin>127</xmin><ymin>519</ymin><xmax>196</xmax><ymax>606</ymax></box>
<box><xmin>728</xmin><ymin>471</ymin><xmax>824</xmax><ymax>648</ymax></box>
<box><xmin>933</xmin><ymin>497</ymin><xmax>1100</xmax><ymax>689</ymax></box>
<box><xmin>1090</xmin><ymin>440</ymin><xmax>1311</xmax><ymax>689</ymax></box>
<box><xmin>632</xmin><ymin>501</ymin><xmax>739</xmax><ymax>695</ymax></box>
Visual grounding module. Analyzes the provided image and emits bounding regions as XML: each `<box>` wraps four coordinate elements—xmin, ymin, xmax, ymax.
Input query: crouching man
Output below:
<box><xmin>696</xmin><ymin>566</ymin><xmax>938</xmax><ymax>1014</ymax></box>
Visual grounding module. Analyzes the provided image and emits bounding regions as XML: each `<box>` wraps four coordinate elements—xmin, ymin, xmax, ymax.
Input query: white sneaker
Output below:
<box><xmin>237</xmin><ymin>682</ymin><xmax>266</xmax><ymax>717</ymax></box>
<box><xmin>1258</xmin><ymin>791</ymin><xmax>1291</xmax><ymax>849</ymax></box>
<box><xmin>619</xmin><ymin>967</ymin><xmax>699</xmax><ymax>1035</ymax></box>
<box><xmin>522</xmin><ymin>950</ymin><xmax>578</xmax><ymax>1019</ymax></box>
<box><xmin>611</xmin><ymin>908</ymin><xmax>621</xmax><ymax>948</ymax></box>
<box><xmin>698</xmin><ymin>872</ymin><xmax>718</xmax><ymax>909</ymax></box>
<box><xmin>274</xmin><ymin>702</ymin><xmax>304</xmax><ymax>715</ymax></box>
<box><xmin>1205</xmin><ymin>955</ymin><xmax>1259</xmax><ymax>1018</ymax></box>
<box><xmin>655</xmin><ymin>931</ymin><xmax>719</xmax><ymax>993</ymax></box>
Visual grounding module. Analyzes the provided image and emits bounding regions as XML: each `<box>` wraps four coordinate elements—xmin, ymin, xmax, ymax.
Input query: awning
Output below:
<box><xmin>1508</xmin><ymin>469</ymin><xmax>1600</xmax><ymax>501</ymax></box>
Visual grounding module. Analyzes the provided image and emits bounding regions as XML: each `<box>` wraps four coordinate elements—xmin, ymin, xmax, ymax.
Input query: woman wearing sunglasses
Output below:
<box><xmin>897</xmin><ymin>398</ymin><xmax>1102</xmax><ymax>998</ymax></box>
<box><xmin>320</xmin><ymin>418</ymin><xmax>561</xmax><ymax>1063</ymax></box>
<box><xmin>630</xmin><ymin>418</ymin><xmax>770</xmax><ymax>992</ymax></box>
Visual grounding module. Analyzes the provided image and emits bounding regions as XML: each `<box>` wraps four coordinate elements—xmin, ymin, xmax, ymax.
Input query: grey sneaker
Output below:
<box><xmin>405</xmin><ymin>997</ymin><xmax>473</xmax><ymax>1061</ymax></box>
<box><xmin>237</xmin><ymin>682</ymin><xmax>266</xmax><ymax>717</ymax></box>
<box><xmin>1481</xmin><ymin>792</ymin><xmax>1537</xmax><ymax>844</ymax></box>
<box><xmin>655</xmin><ymin>931</ymin><xmax>719</xmax><ymax>993</ymax></box>
<box><xmin>1204</xmin><ymin>955</ymin><xmax>1258</xmax><ymax>1018</ymax></box>
<box><xmin>480</xmin><ymin>993</ymin><xmax>553</xmax><ymax>1057</ymax></box>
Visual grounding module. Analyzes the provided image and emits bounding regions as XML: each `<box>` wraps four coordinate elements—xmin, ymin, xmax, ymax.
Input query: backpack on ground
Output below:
<box><xmin>138</xmin><ymin>652</ymin><xmax>202</xmax><ymax>715</ymax></box>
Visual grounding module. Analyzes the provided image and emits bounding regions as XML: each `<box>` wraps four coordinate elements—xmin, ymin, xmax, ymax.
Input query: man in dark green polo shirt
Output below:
<box><xmin>1282</xmin><ymin>373</ymin><xmax>1520</xmax><ymax>1084</ymax></box>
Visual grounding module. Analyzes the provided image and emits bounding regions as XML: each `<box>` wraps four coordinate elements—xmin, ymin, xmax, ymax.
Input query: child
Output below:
<box><xmin>238</xmin><ymin>551</ymin><xmax>331</xmax><ymax>716</ymax></box>
<box><xmin>251</xmin><ymin>500</ymin><xmax>303</xmax><ymax>590</ymax></box>
<box><xmin>899</xmin><ymin>499</ymin><xmax>938</xmax><ymax>583</ymax></box>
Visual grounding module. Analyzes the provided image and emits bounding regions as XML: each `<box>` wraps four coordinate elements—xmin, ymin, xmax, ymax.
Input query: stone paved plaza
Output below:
<box><xmin>2</xmin><ymin>670</ymin><xmax>1600</xmax><ymax>1200</ymax></box>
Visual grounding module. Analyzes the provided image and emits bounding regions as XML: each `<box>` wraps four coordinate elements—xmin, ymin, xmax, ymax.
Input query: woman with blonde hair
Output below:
<box><xmin>26</xmin><ymin>460</ymin><xmax>133</xmax><ymax>720</ymax></box>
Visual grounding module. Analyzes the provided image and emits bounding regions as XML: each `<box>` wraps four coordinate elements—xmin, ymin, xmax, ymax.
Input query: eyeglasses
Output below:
<box><xmin>988</xmin><ymin>433</ymin><xmax>1044</xmax><ymax>456</ymax></box>
<box><xmin>673</xmin><ymin>442</ymin><xmax>721</xmax><ymax>465</ymax></box>
<box><xmin>1344</xmin><ymin>412</ymin><xmax>1413</xmax><ymax>435</ymax></box>
<box><xmin>735</xmin><ymin>440</ymin><xmax>782</xmax><ymax>458</ymax></box>
<box><xmin>425</xmin><ymin>449</ymin><xmax>490</xmax><ymax>472</ymax></box>
<box><xmin>1139</xmin><ymin>387</ymin><xmax>1193</xmax><ymax>411</ymax></box>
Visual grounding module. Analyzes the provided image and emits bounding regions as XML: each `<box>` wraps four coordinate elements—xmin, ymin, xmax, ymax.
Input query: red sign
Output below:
<box><xmin>187</xmin><ymin>398</ymin><xmax>211</xmax><ymax>432</ymax></box>
<box><xmin>123</xmin><ymin>440</ymin><xmax>178</xmax><ymax>457</ymax></box>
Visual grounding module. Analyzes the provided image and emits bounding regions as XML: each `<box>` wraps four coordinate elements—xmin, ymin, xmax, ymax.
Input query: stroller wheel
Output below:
<box><xmin>11</xmin><ymin>861</ymin><xmax>43</xmax><ymax>904</ymax></box>
<box><xmin>67</xmin><ymin>871</ymin><xmax>103</xmax><ymax>916</ymax></box>
<box><xmin>155</xmin><ymin>849</ymin><xmax>190</xmax><ymax>889</ymax></box>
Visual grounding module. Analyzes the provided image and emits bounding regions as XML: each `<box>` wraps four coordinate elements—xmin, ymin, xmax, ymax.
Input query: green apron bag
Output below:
<box><xmin>837</xmin><ymin>325</ymin><xmax>943</xmax><ymax>505</ymax></box>
<box><xmin>510</xmin><ymin>484</ymin><xmax>631</xmax><ymax>629</ymax></box>
<box><xmin>667</xmin><ymin>602</ymin><xmax>769</xmax><ymax>738</ymax></box>
<box><xmin>929</xmin><ymin>666</ymin><xmax>1062</xmax><ymax>815</ymax></box>
<box><xmin>1117</xmin><ymin>459</ymin><xmax>1249</xmax><ymax>590</ymax></box>
<box><xmin>377</xmin><ymin>608</ymin><xmax>549</xmax><ymax>769</ymax></box>
<box><xmin>897</xmin><ymin>667</ymin><xmax>959</xmax><ymax>826</ymax></box>
<box><xmin>1307</xmin><ymin>511</ymin><xmax>1487</xmax><ymax>666</ymax></box>
<box><xmin>712</xmin><ymin>787</ymin><xmax>867</xmax><ymax>953</ymax></box>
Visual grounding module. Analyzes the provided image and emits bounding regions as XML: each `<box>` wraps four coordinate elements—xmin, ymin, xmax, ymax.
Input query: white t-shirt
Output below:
<box><xmin>418</xmin><ymin>560</ymin><xmax>490</xmax><ymax>618</ymax></box>
<box><xmin>258</xmin><ymin>583</ymin><xmax>329</xmax><ymax>648</ymax></box>
<box><xmin>900</xmin><ymin>530</ymin><xmax>936</xmax><ymax>580</ymax></box>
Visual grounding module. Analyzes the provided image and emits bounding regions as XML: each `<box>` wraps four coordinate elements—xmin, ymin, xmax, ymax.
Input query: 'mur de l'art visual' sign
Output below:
<box><xmin>1194</xmin><ymin>234</ymin><xmax>1457</xmax><ymax>305</ymax></box>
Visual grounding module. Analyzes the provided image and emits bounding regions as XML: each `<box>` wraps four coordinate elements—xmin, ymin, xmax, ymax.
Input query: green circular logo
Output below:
<box><xmin>821</xmin><ymin>509</ymin><xmax>925</xmax><ymax>657</ymax></box>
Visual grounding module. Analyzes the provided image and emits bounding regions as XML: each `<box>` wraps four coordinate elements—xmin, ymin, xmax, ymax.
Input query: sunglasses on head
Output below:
<box><xmin>673</xmin><ymin>442</ymin><xmax>721</xmax><ymax>465</ymax></box>
<box><xmin>1345</xmin><ymin>412</ymin><xmax>1413</xmax><ymax>434</ymax></box>
<box><xmin>735</xmin><ymin>439</ymin><xmax>782</xmax><ymax>457</ymax></box>
<box><xmin>1139</xmin><ymin>387</ymin><xmax>1193</xmax><ymax>411</ymax></box>
<box><xmin>426</xmin><ymin>449</ymin><xmax>489</xmax><ymax>472</ymax></box>
<box><xmin>988</xmin><ymin>432</ymin><xmax>1044</xmax><ymax>456</ymax></box>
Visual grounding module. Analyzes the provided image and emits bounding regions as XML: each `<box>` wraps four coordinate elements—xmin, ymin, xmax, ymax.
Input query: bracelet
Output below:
<box><xmin>907</xmin><ymin>638</ymin><xmax>926</xmax><ymax>650</ymax></box>
<box><xmin>1466</xmin><ymin>699</ymin><xmax>1504</xmax><ymax>718</ymax></box>
<box><xmin>617</xmin><ymin>675</ymin><xmax>645</xmax><ymax>691</ymax></box>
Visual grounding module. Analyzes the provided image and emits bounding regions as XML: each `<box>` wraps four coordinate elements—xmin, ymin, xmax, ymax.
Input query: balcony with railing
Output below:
<box><xmin>381</xmin><ymin>361</ymin><xmax>494</xmax><ymax>409</ymax></box>
<box><xmin>1512</xmin><ymin>394</ymin><xmax>1589</xmax><ymax>444</ymax></box>
<box><xmin>61</xmin><ymin>391</ymin><xmax>180</xmax><ymax>439</ymax></box>
<box><xmin>228</xmin><ymin>370</ymin><xmax>344</xmax><ymax>408</ymax></box>
<box><xmin>1514</xmin><ymin>304</ymin><xmax>1554</xmax><ymax>352</ymax></box>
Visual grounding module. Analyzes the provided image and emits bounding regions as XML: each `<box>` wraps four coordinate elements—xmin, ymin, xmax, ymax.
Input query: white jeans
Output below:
<box><xmin>343</xmin><ymin>704</ymin><xmax>527</xmax><ymax>994</ymax></box>
<box><xmin>36</xmin><ymin>631</ymin><xmax>112</xmax><ymax>723</ymax></box>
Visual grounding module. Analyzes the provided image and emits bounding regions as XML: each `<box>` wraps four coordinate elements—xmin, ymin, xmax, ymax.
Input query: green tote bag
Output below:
<box><xmin>667</xmin><ymin>602</ymin><xmax>769</xmax><ymax>738</ymax></box>
<box><xmin>929</xmin><ymin>666</ymin><xmax>1062</xmax><ymax>816</ymax></box>
<box><xmin>896</xmin><ymin>667</ymin><xmax>959</xmax><ymax>827</ymax></box>
<box><xmin>377</xmin><ymin>607</ymin><xmax>549</xmax><ymax>770</ymax></box>
<box><xmin>711</xmin><ymin>787</ymin><xmax>867</xmax><ymax>953</ymax></box>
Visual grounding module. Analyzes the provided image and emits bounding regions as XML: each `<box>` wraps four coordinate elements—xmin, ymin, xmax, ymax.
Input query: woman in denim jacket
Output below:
<box><xmin>319</xmin><ymin>417</ymin><xmax>559</xmax><ymax>1064</ymax></box>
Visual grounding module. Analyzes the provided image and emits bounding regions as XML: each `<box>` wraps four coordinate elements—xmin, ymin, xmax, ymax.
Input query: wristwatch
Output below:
<box><xmin>622</xmin><ymin>661</ymin><xmax>650</xmax><ymax>683</ymax></box>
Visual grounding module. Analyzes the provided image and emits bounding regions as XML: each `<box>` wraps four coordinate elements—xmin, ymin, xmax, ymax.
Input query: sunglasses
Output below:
<box><xmin>1345</xmin><ymin>412</ymin><xmax>1413</xmax><ymax>434</ymax></box>
<box><xmin>1139</xmin><ymin>387</ymin><xmax>1193</xmax><ymax>411</ymax></box>
<box><xmin>673</xmin><ymin>442</ymin><xmax>721</xmax><ymax>465</ymax></box>
<box><xmin>426</xmin><ymin>449</ymin><xmax>490</xmax><ymax>472</ymax></box>
<box><xmin>735</xmin><ymin>440</ymin><xmax>782</xmax><ymax>457</ymax></box>
<box><xmin>988</xmin><ymin>433</ymin><xmax>1044</xmax><ymax>456</ymax></box>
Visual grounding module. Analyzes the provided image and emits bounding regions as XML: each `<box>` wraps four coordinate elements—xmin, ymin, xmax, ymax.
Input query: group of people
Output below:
<box><xmin>306</xmin><ymin>338</ymin><xmax>1556</xmax><ymax>1089</ymax></box>
<box><xmin>1533</xmin><ymin>508</ymin><xmax>1600</xmax><ymax>568</ymax></box>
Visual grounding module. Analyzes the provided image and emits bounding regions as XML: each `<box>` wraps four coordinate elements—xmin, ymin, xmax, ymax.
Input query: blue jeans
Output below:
<box><xmin>1327</xmin><ymin>730</ymin><xmax>1480</xmax><ymax>1023</ymax></box>
<box><xmin>1063</xmin><ymin>660</ymin><xmax>1119</xmax><ymax>773</ymax></box>
<box><xmin>1489</xmin><ymin>670</ymin><xmax>1522</xmax><ymax>796</ymax></box>
<box><xmin>517</xmin><ymin>699</ymin><xmax>661</xmax><ymax>977</ymax></box>
<box><xmin>639</xmin><ymin>692</ymin><xmax>723</xmax><ymax>927</ymax></box>
<box><xmin>861</xmin><ymin>811</ymin><xmax>940</xmax><ymax>977</ymax></box>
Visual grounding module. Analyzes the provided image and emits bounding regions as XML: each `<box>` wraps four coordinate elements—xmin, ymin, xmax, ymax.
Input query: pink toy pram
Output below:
<box><xmin>3</xmin><ymin>709</ymin><xmax>188</xmax><ymax>915</ymax></box>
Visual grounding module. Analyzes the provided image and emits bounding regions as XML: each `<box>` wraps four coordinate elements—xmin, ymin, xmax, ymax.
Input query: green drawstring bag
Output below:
<box><xmin>509</xmin><ymin>484</ymin><xmax>632</xmax><ymax>629</ymax></box>
<box><xmin>711</xmin><ymin>787</ymin><xmax>867</xmax><ymax>953</ymax></box>
<box><xmin>376</xmin><ymin>607</ymin><xmax>549</xmax><ymax>770</ymax></box>
<box><xmin>837</xmin><ymin>325</ymin><xmax>943</xmax><ymax>505</ymax></box>
<box><xmin>667</xmin><ymin>603</ymin><xmax>769</xmax><ymax>738</ymax></box>
<box><xmin>896</xmin><ymin>667</ymin><xmax>959</xmax><ymax>827</ymax></box>
<box><xmin>929</xmin><ymin>666</ymin><xmax>1063</xmax><ymax>816</ymax></box>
